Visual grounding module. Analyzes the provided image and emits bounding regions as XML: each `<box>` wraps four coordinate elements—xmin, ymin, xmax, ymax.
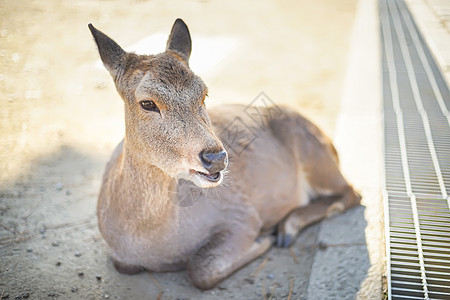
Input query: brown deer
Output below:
<box><xmin>89</xmin><ymin>19</ymin><xmax>361</xmax><ymax>290</ymax></box>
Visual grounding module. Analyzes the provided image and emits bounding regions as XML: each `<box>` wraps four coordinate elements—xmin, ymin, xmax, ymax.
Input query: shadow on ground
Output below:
<box><xmin>0</xmin><ymin>144</ymin><xmax>370</xmax><ymax>299</ymax></box>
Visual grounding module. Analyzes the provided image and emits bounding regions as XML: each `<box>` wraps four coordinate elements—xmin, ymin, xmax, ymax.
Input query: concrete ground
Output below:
<box><xmin>2</xmin><ymin>0</ymin><xmax>447</xmax><ymax>299</ymax></box>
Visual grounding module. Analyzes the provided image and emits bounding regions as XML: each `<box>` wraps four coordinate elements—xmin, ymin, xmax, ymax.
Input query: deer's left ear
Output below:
<box><xmin>166</xmin><ymin>19</ymin><xmax>192</xmax><ymax>64</ymax></box>
<box><xmin>88</xmin><ymin>23</ymin><xmax>126</xmax><ymax>78</ymax></box>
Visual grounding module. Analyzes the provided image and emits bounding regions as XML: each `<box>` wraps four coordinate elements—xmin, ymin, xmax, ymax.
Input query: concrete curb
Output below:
<box><xmin>306</xmin><ymin>0</ymin><xmax>384</xmax><ymax>298</ymax></box>
<box><xmin>405</xmin><ymin>0</ymin><xmax>450</xmax><ymax>84</ymax></box>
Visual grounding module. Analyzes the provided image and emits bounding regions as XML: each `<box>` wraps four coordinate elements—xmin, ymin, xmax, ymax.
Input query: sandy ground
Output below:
<box><xmin>0</xmin><ymin>0</ymin><xmax>361</xmax><ymax>299</ymax></box>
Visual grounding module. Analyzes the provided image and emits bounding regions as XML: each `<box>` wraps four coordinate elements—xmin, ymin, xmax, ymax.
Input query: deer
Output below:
<box><xmin>88</xmin><ymin>19</ymin><xmax>361</xmax><ymax>290</ymax></box>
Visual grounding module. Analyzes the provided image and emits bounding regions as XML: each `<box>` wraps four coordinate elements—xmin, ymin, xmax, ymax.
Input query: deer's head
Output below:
<box><xmin>89</xmin><ymin>19</ymin><xmax>227</xmax><ymax>188</ymax></box>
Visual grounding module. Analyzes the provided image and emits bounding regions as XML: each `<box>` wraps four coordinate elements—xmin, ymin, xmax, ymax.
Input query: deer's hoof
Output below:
<box><xmin>276</xmin><ymin>232</ymin><xmax>294</xmax><ymax>248</ymax></box>
<box><xmin>325</xmin><ymin>201</ymin><xmax>345</xmax><ymax>218</ymax></box>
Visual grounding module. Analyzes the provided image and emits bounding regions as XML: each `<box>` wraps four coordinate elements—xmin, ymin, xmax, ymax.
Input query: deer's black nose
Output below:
<box><xmin>200</xmin><ymin>150</ymin><xmax>228</xmax><ymax>174</ymax></box>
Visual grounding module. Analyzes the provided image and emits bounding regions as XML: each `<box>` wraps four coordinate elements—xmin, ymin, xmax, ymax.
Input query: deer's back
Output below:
<box><xmin>207</xmin><ymin>104</ymin><xmax>337</xmax><ymax>229</ymax></box>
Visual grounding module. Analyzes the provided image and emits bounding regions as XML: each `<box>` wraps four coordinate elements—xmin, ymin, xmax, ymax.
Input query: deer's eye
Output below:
<box><xmin>139</xmin><ymin>100</ymin><xmax>159</xmax><ymax>112</ymax></box>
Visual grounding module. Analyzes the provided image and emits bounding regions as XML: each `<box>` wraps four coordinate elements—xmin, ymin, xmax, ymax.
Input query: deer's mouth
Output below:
<box><xmin>190</xmin><ymin>170</ymin><xmax>221</xmax><ymax>183</ymax></box>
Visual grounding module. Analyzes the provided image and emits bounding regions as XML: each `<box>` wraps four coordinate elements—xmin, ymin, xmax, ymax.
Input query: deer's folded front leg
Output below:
<box><xmin>276</xmin><ymin>185</ymin><xmax>362</xmax><ymax>248</ymax></box>
<box><xmin>186</xmin><ymin>229</ymin><xmax>273</xmax><ymax>290</ymax></box>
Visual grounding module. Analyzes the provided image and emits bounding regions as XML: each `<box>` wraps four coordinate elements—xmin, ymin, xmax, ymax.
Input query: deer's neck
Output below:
<box><xmin>118</xmin><ymin>144</ymin><xmax>177</xmax><ymax>228</ymax></box>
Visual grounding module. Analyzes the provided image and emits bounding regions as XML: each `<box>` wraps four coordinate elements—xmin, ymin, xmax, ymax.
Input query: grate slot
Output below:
<box><xmin>391</xmin><ymin>286</ymin><xmax>426</xmax><ymax>298</ymax></box>
<box><xmin>390</xmin><ymin>236</ymin><xmax>419</xmax><ymax>243</ymax></box>
<box><xmin>391</xmin><ymin>266</ymin><xmax>423</xmax><ymax>277</ymax></box>
<box><xmin>389</xmin><ymin>209</ymin><xmax>414</xmax><ymax>215</ymax></box>
<box><xmin>391</xmin><ymin>252</ymin><xmax>420</xmax><ymax>259</ymax></box>
<box><xmin>427</xmin><ymin>290</ymin><xmax>450</xmax><ymax>299</ymax></box>
<box><xmin>420</xmin><ymin>239</ymin><xmax>450</xmax><ymax>248</ymax></box>
<box><xmin>427</xmin><ymin>278</ymin><xmax>450</xmax><ymax>287</ymax></box>
<box><xmin>420</xmin><ymin>212</ymin><xmax>450</xmax><ymax>223</ymax></box>
<box><xmin>391</xmin><ymin>260</ymin><xmax>421</xmax><ymax>269</ymax></box>
<box><xmin>424</xmin><ymin>269</ymin><xmax>450</xmax><ymax>279</ymax></box>
<box><xmin>391</xmin><ymin>280</ymin><xmax>426</xmax><ymax>291</ymax></box>
<box><xmin>419</xmin><ymin>224</ymin><xmax>450</xmax><ymax>232</ymax></box>
<box><xmin>390</xmin><ymin>233</ymin><xmax>417</xmax><ymax>239</ymax></box>
<box><xmin>392</xmin><ymin>273</ymin><xmax>425</xmax><ymax>283</ymax></box>
<box><xmin>418</xmin><ymin>211</ymin><xmax>450</xmax><ymax>218</ymax></box>
<box><xmin>419</xmin><ymin>219</ymin><xmax>450</xmax><ymax>227</ymax></box>
<box><xmin>419</xmin><ymin>229</ymin><xmax>450</xmax><ymax>239</ymax></box>
<box><xmin>390</xmin><ymin>228</ymin><xmax>416</xmax><ymax>235</ymax></box>
<box><xmin>389</xmin><ymin>295</ymin><xmax>425</xmax><ymax>300</ymax></box>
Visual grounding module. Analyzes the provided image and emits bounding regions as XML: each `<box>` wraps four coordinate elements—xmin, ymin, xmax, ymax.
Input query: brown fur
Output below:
<box><xmin>89</xmin><ymin>19</ymin><xmax>361</xmax><ymax>290</ymax></box>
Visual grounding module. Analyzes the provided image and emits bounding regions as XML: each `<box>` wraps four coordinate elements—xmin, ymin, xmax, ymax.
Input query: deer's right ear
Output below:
<box><xmin>88</xmin><ymin>24</ymin><xmax>126</xmax><ymax>78</ymax></box>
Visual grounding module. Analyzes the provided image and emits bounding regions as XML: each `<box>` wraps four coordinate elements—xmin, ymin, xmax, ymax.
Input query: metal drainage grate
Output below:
<box><xmin>380</xmin><ymin>0</ymin><xmax>450</xmax><ymax>299</ymax></box>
